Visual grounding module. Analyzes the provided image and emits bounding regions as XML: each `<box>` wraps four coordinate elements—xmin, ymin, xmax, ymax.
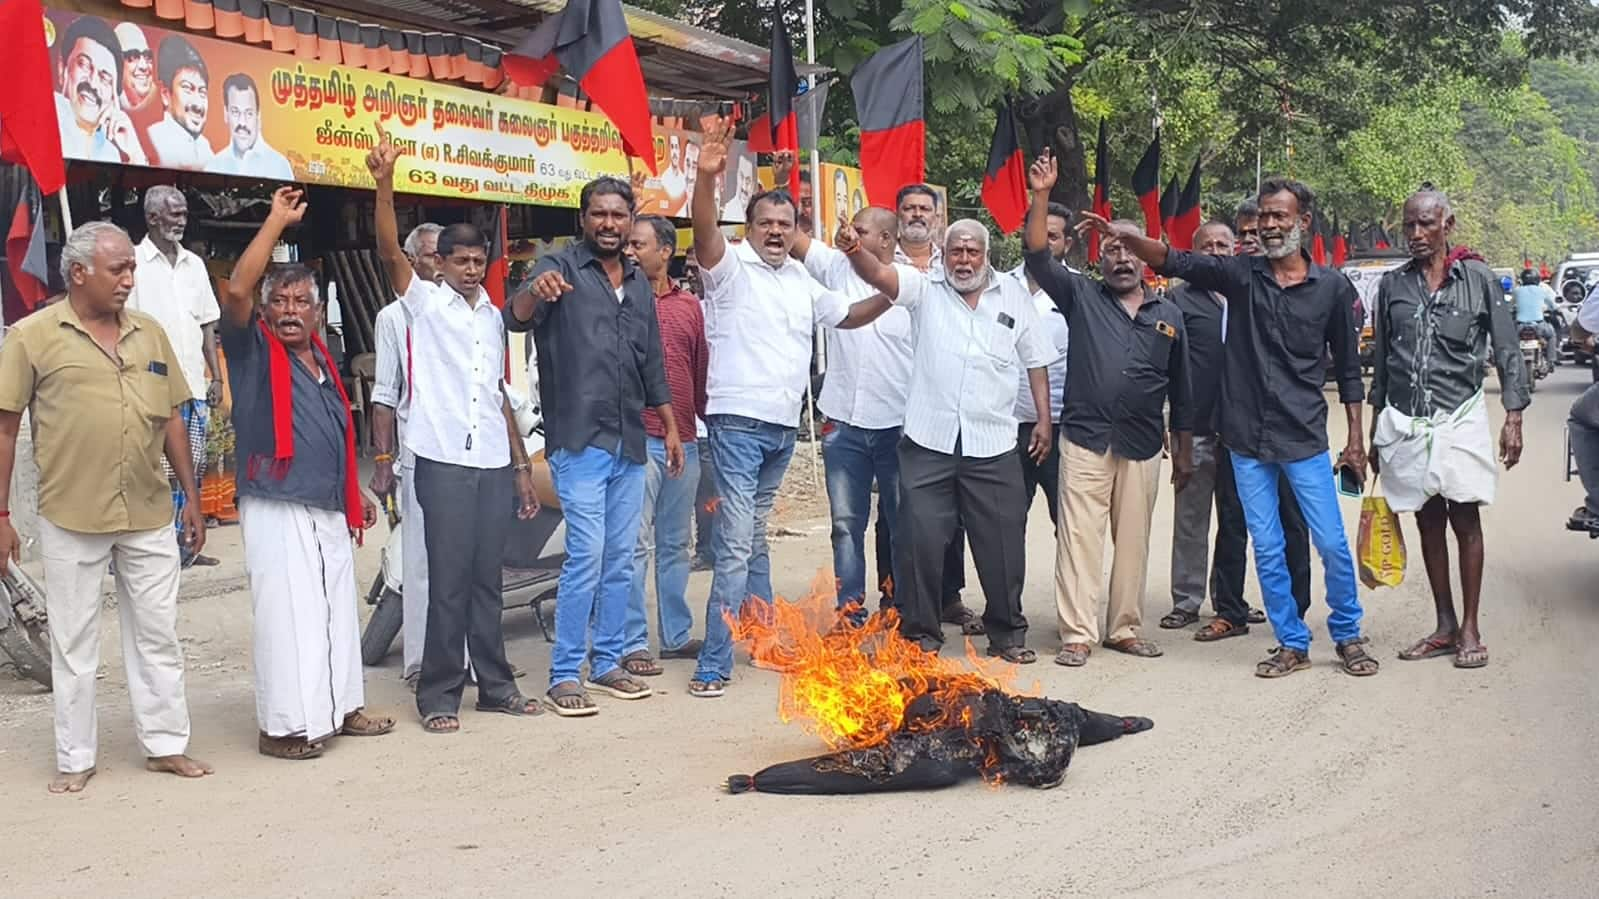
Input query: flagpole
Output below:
<box><xmin>802</xmin><ymin>0</ymin><xmax>821</xmax><ymax>491</ymax></box>
<box><xmin>57</xmin><ymin>189</ymin><xmax>73</xmax><ymax>233</ymax></box>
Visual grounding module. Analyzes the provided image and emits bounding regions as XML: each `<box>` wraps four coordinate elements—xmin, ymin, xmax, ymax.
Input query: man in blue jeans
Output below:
<box><xmin>513</xmin><ymin>177</ymin><xmax>685</xmax><ymax>716</ymax></box>
<box><xmin>621</xmin><ymin>215</ymin><xmax>709</xmax><ymax>671</ymax></box>
<box><xmin>1081</xmin><ymin>176</ymin><xmax>1380</xmax><ymax>678</ymax></box>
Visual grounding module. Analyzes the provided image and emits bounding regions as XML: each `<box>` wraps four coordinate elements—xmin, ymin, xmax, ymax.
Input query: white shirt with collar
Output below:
<box><xmin>702</xmin><ymin>240</ymin><xmax>851</xmax><ymax>428</ymax></box>
<box><xmin>803</xmin><ymin>242</ymin><xmax>915</xmax><ymax>429</ymax></box>
<box><xmin>897</xmin><ymin>267</ymin><xmax>1053</xmax><ymax>458</ymax></box>
<box><xmin>396</xmin><ymin>276</ymin><xmax>510</xmax><ymax>469</ymax></box>
<box><xmin>895</xmin><ymin>241</ymin><xmax>943</xmax><ymax>275</ymax></box>
<box><xmin>369</xmin><ymin>301</ymin><xmax>413</xmax><ymax>467</ymax></box>
<box><xmin>127</xmin><ymin>237</ymin><xmax>221</xmax><ymax>401</ymax></box>
<box><xmin>1007</xmin><ymin>265</ymin><xmax>1070</xmax><ymax>424</ymax></box>
<box><xmin>204</xmin><ymin>139</ymin><xmax>294</xmax><ymax>180</ymax></box>
<box><xmin>147</xmin><ymin>117</ymin><xmax>215</xmax><ymax>169</ymax></box>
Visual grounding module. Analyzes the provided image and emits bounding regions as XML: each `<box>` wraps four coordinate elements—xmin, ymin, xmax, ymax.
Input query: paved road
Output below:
<box><xmin>2</xmin><ymin>369</ymin><xmax>1595</xmax><ymax>898</ymax></box>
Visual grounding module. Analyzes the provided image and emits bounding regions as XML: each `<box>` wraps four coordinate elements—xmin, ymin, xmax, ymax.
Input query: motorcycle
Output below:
<box><xmin>359</xmin><ymin>386</ymin><xmax>566</xmax><ymax>666</ymax></box>
<box><xmin>1520</xmin><ymin>323</ymin><xmax>1552</xmax><ymax>391</ymax></box>
<box><xmin>0</xmin><ymin>560</ymin><xmax>52</xmax><ymax>688</ymax></box>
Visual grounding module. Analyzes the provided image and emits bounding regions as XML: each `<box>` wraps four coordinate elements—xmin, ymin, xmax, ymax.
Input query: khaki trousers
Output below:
<box><xmin>39</xmin><ymin>518</ymin><xmax>189</xmax><ymax>773</ymax></box>
<box><xmin>1054</xmin><ymin>440</ymin><xmax>1161</xmax><ymax>645</ymax></box>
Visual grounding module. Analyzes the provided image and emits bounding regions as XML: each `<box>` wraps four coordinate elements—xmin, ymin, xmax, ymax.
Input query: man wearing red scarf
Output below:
<box><xmin>221</xmin><ymin>187</ymin><xmax>394</xmax><ymax>760</ymax></box>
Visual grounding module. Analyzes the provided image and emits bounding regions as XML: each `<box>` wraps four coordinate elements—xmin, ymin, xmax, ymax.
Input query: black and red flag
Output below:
<box><xmin>505</xmin><ymin>0</ymin><xmax>657</xmax><ymax>173</ymax></box>
<box><xmin>1131</xmin><ymin>132</ymin><xmax>1162</xmax><ymax>240</ymax></box>
<box><xmin>1310</xmin><ymin>210</ymin><xmax>1327</xmax><ymax>265</ymax></box>
<box><xmin>1089</xmin><ymin>119</ymin><xmax>1111</xmax><ymax>262</ymax></box>
<box><xmin>1158</xmin><ymin>175</ymin><xmax>1179</xmax><ymax>244</ymax></box>
<box><xmin>5</xmin><ymin>174</ymin><xmax>49</xmax><ymax>316</ymax></box>
<box><xmin>850</xmin><ymin>36</ymin><xmax>925</xmax><ymax>208</ymax></box>
<box><xmin>1170</xmin><ymin>157</ymin><xmax>1203</xmax><ymax>251</ymax></box>
<box><xmin>0</xmin><ymin>0</ymin><xmax>66</xmax><ymax>195</ymax></box>
<box><xmin>980</xmin><ymin>101</ymin><xmax>1028</xmax><ymax>235</ymax></box>
<box><xmin>767</xmin><ymin>11</ymin><xmax>801</xmax><ymax>198</ymax></box>
<box><xmin>1331</xmin><ymin>214</ymin><xmax>1348</xmax><ymax>267</ymax></box>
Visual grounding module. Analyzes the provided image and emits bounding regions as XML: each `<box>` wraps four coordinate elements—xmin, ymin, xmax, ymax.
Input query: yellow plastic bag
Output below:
<box><xmin>1357</xmin><ymin>485</ymin><xmax>1406</xmax><ymax>589</ymax></box>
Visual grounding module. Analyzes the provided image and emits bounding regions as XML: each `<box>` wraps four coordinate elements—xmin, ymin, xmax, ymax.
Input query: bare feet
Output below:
<box><xmin>146</xmin><ymin>754</ymin><xmax>214</xmax><ymax>778</ymax></box>
<box><xmin>48</xmin><ymin>767</ymin><xmax>96</xmax><ymax>794</ymax></box>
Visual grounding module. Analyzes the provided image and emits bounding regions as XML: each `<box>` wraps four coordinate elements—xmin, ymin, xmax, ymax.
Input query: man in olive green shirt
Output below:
<box><xmin>0</xmin><ymin>221</ymin><xmax>212</xmax><ymax>794</ymax></box>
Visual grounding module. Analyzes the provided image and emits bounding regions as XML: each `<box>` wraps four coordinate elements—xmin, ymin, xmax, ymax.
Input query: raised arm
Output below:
<box><xmin>1076</xmin><ymin>210</ymin><xmax>1170</xmax><ymax>272</ymax></box>
<box><xmin>223</xmin><ymin>186</ymin><xmax>306</xmax><ymax>329</ymax></box>
<box><xmin>1022</xmin><ymin>151</ymin><xmax>1085</xmax><ymax>318</ymax></box>
<box><xmin>367</xmin><ymin>122</ymin><xmax>413</xmax><ymax>297</ymax></box>
<box><xmin>690</xmin><ymin>116</ymin><xmax>734</xmax><ymax>271</ymax></box>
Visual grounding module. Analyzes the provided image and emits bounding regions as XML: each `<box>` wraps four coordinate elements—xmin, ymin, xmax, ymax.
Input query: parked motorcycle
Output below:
<box><xmin>1520</xmin><ymin>324</ymin><xmax>1552</xmax><ymax>391</ymax></box>
<box><xmin>0</xmin><ymin>560</ymin><xmax>52</xmax><ymax>688</ymax></box>
<box><xmin>360</xmin><ymin>387</ymin><xmax>566</xmax><ymax>667</ymax></box>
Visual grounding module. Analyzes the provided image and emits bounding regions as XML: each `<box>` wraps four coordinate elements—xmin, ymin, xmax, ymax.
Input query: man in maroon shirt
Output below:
<box><xmin>623</xmin><ymin>214</ymin><xmax>710</xmax><ymax>674</ymax></box>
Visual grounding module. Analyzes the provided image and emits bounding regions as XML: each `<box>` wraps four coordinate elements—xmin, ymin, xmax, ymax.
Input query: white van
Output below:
<box><xmin>1555</xmin><ymin>252</ymin><xmax>1599</xmax><ymax>305</ymax></box>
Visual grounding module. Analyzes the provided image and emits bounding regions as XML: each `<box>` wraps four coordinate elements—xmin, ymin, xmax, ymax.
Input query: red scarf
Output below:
<box><xmin>254</xmin><ymin>318</ymin><xmax>365</xmax><ymax>542</ymax></box>
<box><xmin>1445</xmin><ymin>245</ymin><xmax>1484</xmax><ymax>266</ymax></box>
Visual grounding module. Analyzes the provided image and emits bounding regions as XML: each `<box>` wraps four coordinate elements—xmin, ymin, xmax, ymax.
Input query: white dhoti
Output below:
<box><xmin>1373</xmin><ymin>390</ymin><xmax>1497</xmax><ymax>514</ymax></box>
<box><xmin>239</xmin><ymin>496</ymin><xmax>365</xmax><ymax>741</ymax></box>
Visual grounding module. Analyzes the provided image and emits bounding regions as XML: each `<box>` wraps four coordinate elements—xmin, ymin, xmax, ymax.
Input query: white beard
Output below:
<box><xmin>1265</xmin><ymin>223</ymin><xmax>1303</xmax><ymax>260</ymax></box>
<box><xmin>948</xmin><ymin>265</ymin><xmax>989</xmax><ymax>293</ymax></box>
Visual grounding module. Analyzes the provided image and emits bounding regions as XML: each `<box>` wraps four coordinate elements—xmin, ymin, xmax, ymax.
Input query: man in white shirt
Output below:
<box><xmin>1009</xmin><ymin>201</ymin><xmax>1073</xmax><ymax>537</ymax></box>
<box><xmin>53</xmin><ymin>16</ymin><xmax>144</xmax><ymax>165</ymax></box>
<box><xmin>370</xmin><ymin>128</ymin><xmax>543</xmax><ymax>730</ymax></box>
<box><xmin>145</xmin><ymin>36</ymin><xmax>215</xmax><ymax>171</ymax></box>
<box><xmin>204</xmin><ymin>73</ymin><xmax>294</xmax><ymax>181</ymax></box>
<box><xmin>836</xmin><ymin>218</ymin><xmax>1055</xmax><ymax>663</ymax></box>
<box><xmin>128</xmin><ymin>186</ymin><xmax>223</xmax><ymax>568</ymax></box>
<box><xmin>369</xmin><ymin>223</ymin><xmax>441</xmax><ymax>686</ymax></box>
<box><xmin>772</xmin><ymin>156</ymin><xmax>914</xmax><ymax>616</ymax></box>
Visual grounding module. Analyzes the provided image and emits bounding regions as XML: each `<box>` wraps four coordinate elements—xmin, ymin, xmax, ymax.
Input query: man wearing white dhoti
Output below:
<box><xmin>1369</xmin><ymin>188</ymin><xmax>1529</xmax><ymax>671</ymax></box>
<box><xmin>222</xmin><ymin>186</ymin><xmax>393</xmax><ymax>759</ymax></box>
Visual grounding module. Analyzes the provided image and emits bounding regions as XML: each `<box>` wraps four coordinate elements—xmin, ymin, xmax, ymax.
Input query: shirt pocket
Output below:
<box><xmin>1433</xmin><ymin>305</ymin><xmax>1475</xmax><ymax>347</ymax></box>
<box><xmin>1133</xmin><ymin>322</ymin><xmax>1173</xmax><ymax>373</ymax></box>
<box><xmin>127</xmin><ymin>369</ymin><xmax>177</xmax><ymax>423</ymax></box>
<box><xmin>1281</xmin><ymin>304</ymin><xmax>1328</xmax><ymax>358</ymax></box>
<box><xmin>984</xmin><ymin>318</ymin><xmax>1018</xmax><ymax>367</ymax></box>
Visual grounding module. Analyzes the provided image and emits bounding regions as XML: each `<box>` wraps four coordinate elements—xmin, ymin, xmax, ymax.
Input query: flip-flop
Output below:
<box><xmin>1054</xmin><ymin>644</ymin><xmax>1091</xmax><ymax>667</ymax></box>
<box><xmin>1453</xmin><ymin>645</ymin><xmax>1489</xmax><ymax>669</ymax></box>
<box><xmin>1159</xmin><ymin>609</ymin><xmax>1200</xmax><ymax>629</ymax></box>
<box><xmin>660</xmin><ymin>639</ymin><xmax>703</xmax><ymax>660</ymax></box>
<box><xmin>1103</xmin><ymin>638</ymin><xmax>1163</xmax><ymax>658</ymax></box>
<box><xmin>619</xmin><ymin>650</ymin><xmax>664</xmax><ymax>677</ymax></box>
<box><xmin>1194</xmin><ymin>618</ymin><xmax>1249</xmax><ymax>642</ymax></box>
<box><xmin>474</xmin><ymin>694</ymin><xmax>544</xmax><ymax>717</ymax></box>
<box><xmin>985</xmin><ymin>645</ymin><xmax>1037</xmax><ymax>664</ymax></box>
<box><xmin>420</xmin><ymin>714</ymin><xmax>460</xmax><ymax>734</ymax></box>
<box><xmin>544</xmin><ymin>683</ymin><xmax>599</xmax><ymax>717</ymax></box>
<box><xmin>585</xmin><ymin>670</ymin><xmax>654</xmax><ymax>700</ymax></box>
<box><xmin>1247</xmin><ymin>608</ymin><xmax>1267</xmax><ymax>624</ymax></box>
<box><xmin>1397</xmin><ymin>635</ymin><xmax>1457</xmax><ymax>661</ymax></box>
<box><xmin>688</xmin><ymin>678</ymin><xmax>726</xmax><ymax>698</ymax></box>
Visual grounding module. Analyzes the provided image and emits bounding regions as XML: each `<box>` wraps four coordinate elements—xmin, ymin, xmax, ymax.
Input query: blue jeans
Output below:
<box><xmin>625</xmin><ymin>438</ymin><xmax>700</xmax><ymax>654</ymax></box>
<box><xmin>1231</xmin><ymin>451</ymin><xmax>1363</xmax><ymax>652</ymax></box>
<box><xmin>821</xmin><ymin>422</ymin><xmax>900</xmax><ymax>608</ymax></box>
<box><xmin>547</xmin><ymin>446</ymin><xmax>645</xmax><ymax>688</ymax></box>
<box><xmin>694</xmin><ymin>415</ymin><xmax>796</xmax><ymax>682</ymax></box>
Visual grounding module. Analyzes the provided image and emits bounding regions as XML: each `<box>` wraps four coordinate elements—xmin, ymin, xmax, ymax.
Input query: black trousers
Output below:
<box><xmin>1017</xmin><ymin>422</ymin><xmax>1061</xmax><ymax>531</ymax></box>
<box><xmin>414</xmin><ymin>458</ymin><xmax>518</xmax><ymax>718</ymax></box>
<box><xmin>894</xmin><ymin>437</ymin><xmax>1028</xmax><ymax>651</ymax></box>
<box><xmin>875</xmin><ymin>504</ymin><xmax>966</xmax><ymax>608</ymax></box>
<box><xmin>1213</xmin><ymin>444</ymin><xmax>1312</xmax><ymax>624</ymax></box>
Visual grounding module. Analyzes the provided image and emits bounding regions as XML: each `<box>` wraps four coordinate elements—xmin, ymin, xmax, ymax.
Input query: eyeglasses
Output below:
<box><xmin>123</xmin><ymin>49</ymin><xmax>153</xmax><ymax>63</ymax></box>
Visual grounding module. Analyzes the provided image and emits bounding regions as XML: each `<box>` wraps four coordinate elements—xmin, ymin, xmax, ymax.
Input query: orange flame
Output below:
<box><xmin>703</xmin><ymin>497</ymin><xmax>723</xmax><ymax>515</ymax></box>
<box><xmin>729</xmin><ymin>573</ymin><xmax>1026</xmax><ymax>751</ymax></box>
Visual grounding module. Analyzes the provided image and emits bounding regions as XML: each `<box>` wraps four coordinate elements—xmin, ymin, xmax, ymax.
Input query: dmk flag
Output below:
<box><xmin>980</xmin><ymin>101</ymin><xmax>1027</xmax><ymax>235</ymax></box>
<box><xmin>1131</xmin><ymin>132</ymin><xmax>1162</xmax><ymax>240</ymax></box>
<box><xmin>851</xmin><ymin>36</ymin><xmax>924</xmax><ymax>207</ymax></box>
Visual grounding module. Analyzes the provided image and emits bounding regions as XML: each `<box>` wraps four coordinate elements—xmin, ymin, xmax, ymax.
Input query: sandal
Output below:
<box><xmin>1247</xmin><ymin>607</ymin><xmax>1267</xmax><ymax>624</ymax></box>
<box><xmin>421</xmin><ymin>714</ymin><xmax>460</xmax><ymax>734</ymax></box>
<box><xmin>1335</xmin><ymin>639</ymin><xmax>1380</xmax><ymax>677</ymax></box>
<box><xmin>1255</xmin><ymin>646</ymin><xmax>1311</xmax><ymax>678</ymax></box>
<box><xmin>1453</xmin><ymin>644</ymin><xmax>1489</xmax><ymax>669</ymax></box>
<box><xmin>475</xmin><ymin>693</ymin><xmax>544</xmax><ymax>716</ymax></box>
<box><xmin>688</xmin><ymin>678</ymin><xmax>726</xmax><ymax>698</ymax></box>
<box><xmin>585</xmin><ymin>669</ymin><xmax>653</xmax><ymax>700</ymax></box>
<box><xmin>1054</xmin><ymin>643</ymin><xmax>1091</xmax><ymax>667</ymax></box>
<box><xmin>620</xmin><ymin>650</ymin><xmax>664</xmax><ymax>677</ymax></box>
<box><xmin>941</xmin><ymin>602</ymin><xmax>986</xmax><ymax>636</ymax></box>
<box><xmin>258</xmin><ymin>733</ymin><xmax>325</xmax><ymax>759</ymax></box>
<box><xmin>1194</xmin><ymin>618</ymin><xmax>1249</xmax><ymax>642</ymax></box>
<box><xmin>660</xmin><ymin>639</ymin><xmax>703</xmax><ymax>660</ymax></box>
<box><xmin>986</xmin><ymin>645</ymin><xmax>1037</xmax><ymax>664</ymax></box>
<box><xmin>545</xmin><ymin>682</ymin><xmax>599</xmax><ymax>717</ymax></box>
<box><xmin>340</xmin><ymin>709</ymin><xmax>396</xmax><ymax>736</ymax></box>
<box><xmin>1103</xmin><ymin>637</ymin><xmax>1163</xmax><ymax>658</ymax></box>
<box><xmin>1397</xmin><ymin>634</ymin><xmax>1457</xmax><ymax>661</ymax></box>
<box><xmin>1159</xmin><ymin>608</ymin><xmax>1200</xmax><ymax>629</ymax></box>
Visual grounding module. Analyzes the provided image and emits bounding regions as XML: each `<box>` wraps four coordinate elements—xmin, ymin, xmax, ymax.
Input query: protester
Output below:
<box><xmin>369</xmin><ymin>222</ymin><xmax>441</xmax><ymax>687</ymax></box>
<box><xmin>1569</xmin><ymin>288</ymin><xmax>1599</xmax><ymax>532</ymax></box>
<box><xmin>1010</xmin><ymin>202</ymin><xmax>1072</xmax><ymax>536</ymax></box>
<box><xmin>514</xmin><ymin>176</ymin><xmax>680</xmax><ymax>714</ymax></box>
<box><xmin>772</xmin><ymin>154</ymin><xmax>915</xmax><ymax>614</ymax></box>
<box><xmin>146</xmin><ymin>36</ymin><xmax>214</xmax><ymax>170</ymax></box>
<box><xmin>686</xmin><ymin>116</ymin><xmax>855</xmax><ymax>698</ymax></box>
<box><xmin>1370</xmin><ymin>188</ymin><xmax>1528</xmax><ymax>670</ymax></box>
<box><xmin>221</xmin><ymin>188</ymin><xmax>393</xmax><ymax>758</ymax></box>
<box><xmin>1233</xmin><ymin>199</ymin><xmax>1263</xmax><ymax>257</ymax></box>
<box><xmin>1024</xmin><ymin>152</ymin><xmax>1194</xmax><ymax>667</ymax></box>
<box><xmin>1510</xmin><ymin>268</ymin><xmax>1559</xmax><ymax>366</ymax></box>
<box><xmin>621</xmin><ymin>214</ymin><xmax>708</xmax><ymax>666</ymax></box>
<box><xmin>127</xmin><ymin>185</ymin><xmax>222</xmax><ymax>568</ymax></box>
<box><xmin>53</xmin><ymin>15</ymin><xmax>144</xmax><ymax>164</ymax></box>
<box><xmin>1082</xmin><ymin>176</ymin><xmax>1377</xmax><ymax>678</ymax></box>
<box><xmin>204</xmin><ymin>73</ymin><xmax>294</xmax><ymax>180</ymax></box>
<box><xmin>0</xmin><ymin>221</ymin><xmax>211</xmax><ymax>793</ymax></box>
<box><xmin>370</xmin><ymin>126</ymin><xmax>543</xmax><ymax>730</ymax></box>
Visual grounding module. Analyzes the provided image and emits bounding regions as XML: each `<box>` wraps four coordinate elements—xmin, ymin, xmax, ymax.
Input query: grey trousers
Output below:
<box><xmin>1571</xmin><ymin>381</ymin><xmax>1599</xmax><ymax>515</ymax></box>
<box><xmin>1170</xmin><ymin>434</ymin><xmax>1220</xmax><ymax>614</ymax></box>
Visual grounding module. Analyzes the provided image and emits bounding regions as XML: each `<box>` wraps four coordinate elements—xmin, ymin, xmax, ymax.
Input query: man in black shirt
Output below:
<box><xmin>1024</xmin><ymin>150</ymin><xmax>1194</xmax><ymax>668</ymax></box>
<box><xmin>1080</xmin><ymin>176</ymin><xmax>1378</xmax><ymax>679</ymax></box>
<box><xmin>510</xmin><ymin>176</ymin><xmax>683</xmax><ymax>715</ymax></box>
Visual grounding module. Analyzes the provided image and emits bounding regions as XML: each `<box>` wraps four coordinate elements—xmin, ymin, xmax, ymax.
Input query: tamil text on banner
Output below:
<box><xmin>44</xmin><ymin>10</ymin><xmax>630</xmax><ymax>207</ymax></box>
<box><xmin>632</xmin><ymin>125</ymin><xmax>755</xmax><ymax>222</ymax></box>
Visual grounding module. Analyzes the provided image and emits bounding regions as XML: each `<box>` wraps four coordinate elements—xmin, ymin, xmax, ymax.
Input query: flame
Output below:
<box><xmin>703</xmin><ymin>497</ymin><xmax>723</xmax><ymax>515</ymax></box>
<box><xmin>729</xmin><ymin>573</ymin><xmax>1025</xmax><ymax>751</ymax></box>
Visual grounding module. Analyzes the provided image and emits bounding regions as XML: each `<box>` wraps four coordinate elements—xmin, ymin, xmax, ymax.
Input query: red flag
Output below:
<box><xmin>1158</xmin><ymin>175</ymin><xmax>1179</xmax><ymax>244</ymax></box>
<box><xmin>1089</xmin><ymin>119</ymin><xmax>1111</xmax><ymax>262</ymax></box>
<box><xmin>5</xmin><ymin>178</ymin><xmax>49</xmax><ymax>312</ymax></box>
<box><xmin>1171</xmin><ymin>157</ymin><xmax>1203</xmax><ymax>251</ymax></box>
<box><xmin>767</xmin><ymin>14</ymin><xmax>800</xmax><ymax>198</ymax></box>
<box><xmin>1331</xmin><ymin>214</ymin><xmax>1348</xmax><ymax>267</ymax></box>
<box><xmin>1310</xmin><ymin>211</ymin><xmax>1327</xmax><ymax>265</ymax></box>
<box><xmin>851</xmin><ymin>36</ymin><xmax>924</xmax><ymax>207</ymax></box>
<box><xmin>1131</xmin><ymin>133</ymin><xmax>1162</xmax><ymax>240</ymax></box>
<box><xmin>504</xmin><ymin>0</ymin><xmax>657</xmax><ymax>173</ymax></box>
<box><xmin>980</xmin><ymin>102</ymin><xmax>1027</xmax><ymax>234</ymax></box>
<box><xmin>0</xmin><ymin>0</ymin><xmax>67</xmax><ymax>195</ymax></box>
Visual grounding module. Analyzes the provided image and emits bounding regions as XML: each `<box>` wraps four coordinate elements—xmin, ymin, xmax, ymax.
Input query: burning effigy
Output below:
<box><xmin>724</xmin><ymin>586</ymin><xmax>1153</xmax><ymax>794</ymax></box>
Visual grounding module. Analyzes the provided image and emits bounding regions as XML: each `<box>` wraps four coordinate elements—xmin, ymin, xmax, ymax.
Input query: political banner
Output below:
<box><xmin>632</xmin><ymin>125</ymin><xmax>756</xmax><ymax>222</ymax></box>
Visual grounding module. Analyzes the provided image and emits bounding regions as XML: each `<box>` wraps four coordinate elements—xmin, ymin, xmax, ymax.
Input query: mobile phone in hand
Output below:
<box><xmin>1335</xmin><ymin>462</ymin><xmax>1364</xmax><ymax>498</ymax></box>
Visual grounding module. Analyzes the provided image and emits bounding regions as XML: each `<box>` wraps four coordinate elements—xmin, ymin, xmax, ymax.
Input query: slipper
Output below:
<box><xmin>1159</xmin><ymin>608</ymin><xmax>1199</xmax><ymax>629</ymax></box>
<box><xmin>474</xmin><ymin>694</ymin><xmax>543</xmax><ymax>716</ymax></box>
<box><xmin>544</xmin><ymin>683</ymin><xmax>599</xmax><ymax>717</ymax></box>
<box><xmin>421</xmin><ymin>714</ymin><xmax>460</xmax><ymax>734</ymax></box>
<box><xmin>258</xmin><ymin>732</ymin><xmax>326</xmax><ymax>758</ymax></box>
<box><xmin>585</xmin><ymin>670</ymin><xmax>653</xmax><ymax>700</ymax></box>
<box><xmin>1397</xmin><ymin>634</ymin><xmax>1457</xmax><ymax>661</ymax></box>
<box><xmin>1453</xmin><ymin>644</ymin><xmax>1489</xmax><ymax>669</ymax></box>
<box><xmin>688</xmin><ymin>678</ymin><xmax>726</xmax><ymax>698</ymax></box>
<box><xmin>941</xmin><ymin>602</ymin><xmax>985</xmax><ymax>636</ymax></box>
<box><xmin>1247</xmin><ymin>607</ymin><xmax>1267</xmax><ymax>624</ymax></box>
<box><xmin>985</xmin><ymin>645</ymin><xmax>1037</xmax><ymax>664</ymax></box>
<box><xmin>1336</xmin><ymin>639</ymin><xmax>1380</xmax><ymax>677</ymax></box>
<box><xmin>1103</xmin><ymin>637</ymin><xmax>1163</xmax><ymax>658</ymax></box>
<box><xmin>339</xmin><ymin>709</ymin><xmax>396</xmax><ymax>736</ymax></box>
<box><xmin>1194</xmin><ymin>619</ymin><xmax>1249</xmax><ymax>642</ymax></box>
<box><xmin>1054</xmin><ymin>644</ymin><xmax>1091</xmax><ymax>667</ymax></box>
<box><xmin>660</xmin><ymin>639</ymin><xmax>703</xmax><ymax>660</ymax></box>
<box><xmin>619</xmin><ymin>650</ymin><xmax>664</xmax><ymax>677</ymax></box>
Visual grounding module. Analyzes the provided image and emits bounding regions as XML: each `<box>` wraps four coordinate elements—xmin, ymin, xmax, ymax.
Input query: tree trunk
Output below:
<box><xmin>1018</xmin><ymin>71</ymin><xmax>1090</xmax><ymax>268</ymax></box>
